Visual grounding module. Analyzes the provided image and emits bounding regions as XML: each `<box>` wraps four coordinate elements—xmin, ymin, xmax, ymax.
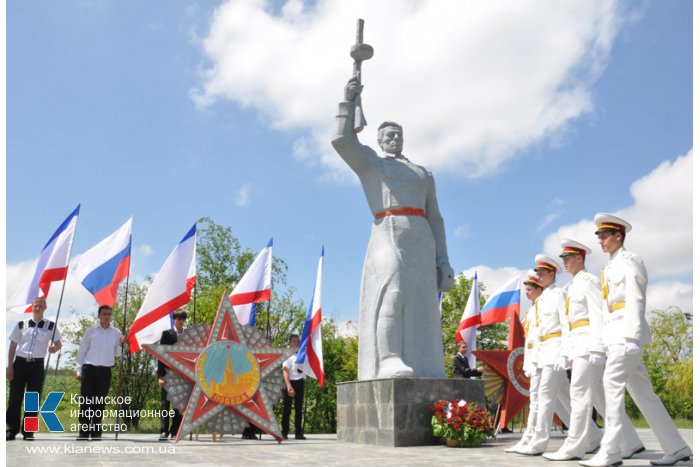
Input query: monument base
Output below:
<box><xmin>336</xmin><ymin>377</ymin><xmax>485</xmax><ymax>447</ymax></box>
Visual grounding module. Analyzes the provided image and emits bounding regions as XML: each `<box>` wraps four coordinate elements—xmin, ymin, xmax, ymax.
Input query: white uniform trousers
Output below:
<box><xmin>584</xmin><ymin>357</ymin><xmax>644</xmax><ymax>454</ymax></box>
<box><xmin>515</xmin><ymin>367</ymin><xmax>542</xmax><ymax>448</ymax></box>
<box><xmin>558</xmin><ymin>357</ymin><xmax>604</xmax><ymax>457</ymax></box>
<box><xmin>599</xmin><ymin>347</ymin><xmax>687</xmax><ymax>459</ymax></box>
<box><xmin>528</xmin><ymin>365</ymin><xmax>570</xmax><ymax>451</ymax></box>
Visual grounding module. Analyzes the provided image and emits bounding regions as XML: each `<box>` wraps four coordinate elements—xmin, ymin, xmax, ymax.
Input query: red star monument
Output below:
<box><xmin>143</xmin><ymin>294</ymin><xmax>294</xmax><ymax>443</ymax></box>
<box><xmin>472</xmin><ymin>309</ymin><xmax>529</xmax><ymax>429</ymax></box>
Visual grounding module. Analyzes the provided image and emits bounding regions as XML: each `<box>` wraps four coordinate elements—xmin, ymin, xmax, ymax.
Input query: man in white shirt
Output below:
<box><xmin>6</xmin><ymin>297</ymin><xmax>62</xmax><ymax>441</ymax></box>
<box><xmin>282</xmin><ymin>334</ymin><xmax>306</xmax><ymax>440</ymax></box>
<box><xmin>580</xmin><ymin>214</ymin><xmax>692</xmax><ymax>467</ymax></box>
<box><xmin>76</xmin><ymin>305</ymin><xmax>125</xmax><ymax>440</ymax></box>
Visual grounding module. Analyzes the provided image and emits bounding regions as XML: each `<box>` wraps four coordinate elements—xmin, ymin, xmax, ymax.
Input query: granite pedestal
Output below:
<box><xmin>337</xmin><ymin>377</ymin><xmax>485</xmax><ymax>447</ymax></box>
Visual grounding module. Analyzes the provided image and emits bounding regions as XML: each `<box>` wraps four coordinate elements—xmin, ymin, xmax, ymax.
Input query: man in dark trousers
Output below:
<box><xmin>76</xmin><ymin>305</ymin><xmax>125</xmax><ymax>440</ymax></box>
<box><xmin>157</xmin><ymin>309</ymin><xmax>187</xmax><ymax>441</ymax></box>
<box><xmin>282</xmin><ymin>334</ymin><xmax>306</xmax><ymax>440</ymax></box>
<box><xmin>453</xmin><ymin>341</ymin><xmax>484</xmax><ymax>378</ymax></box>
<box><xmin>6</xmin><ymin>297</ymin><xmax>62</xmax><ymax>440</ymax></box>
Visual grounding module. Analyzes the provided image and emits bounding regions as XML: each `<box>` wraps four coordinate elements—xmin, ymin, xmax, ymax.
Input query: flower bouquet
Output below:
<box><xmin>430</xmin><ymin>399</ymin><xmax>494</xmax><ymax>447</ymax></box>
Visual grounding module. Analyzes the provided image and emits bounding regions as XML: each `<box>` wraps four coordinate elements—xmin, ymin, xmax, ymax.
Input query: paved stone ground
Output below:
<box><xmin>5</xmin><ymin>429</ymin><xmax>693</xmax><ymax>466</ymax></box>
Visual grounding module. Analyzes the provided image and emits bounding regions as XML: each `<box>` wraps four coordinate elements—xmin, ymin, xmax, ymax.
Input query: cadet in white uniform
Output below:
<box><xmin>509</xmin><ymin>270</ymin><xmax>572</xmax><ymax>454</ymax></box>
<box><xmin>506</xmin><ymin>270</ymin><xmax>544</xmax><ymax>453</ymax></box>
<box><xmin>580</xmin><ymin>214</ymin><xmax>692</xmax><ymax>467</ymax></box>
<box><xmin>546</xmin><ymin>240</ymin><xmax>643</xmax><ymax>461</ymax></box>
<box><xmin>519</xmin><ymin>255</ymin><xmax>570</xmax><ymax>455</ymax></box>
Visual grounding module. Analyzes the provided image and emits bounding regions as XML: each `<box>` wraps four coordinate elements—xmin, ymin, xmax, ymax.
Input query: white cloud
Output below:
<box><xmin>542</xmin><ymin>150</ymin><xmax>693</xmax><ymax>280</ymax></box>
<box><xmin>236</xmin><ymin>182</ymin><xmax>253</xmax><ymax>207</ymax></box>
<box><xmin>453</xmin><ymin>224</ymin><xmax>471</xmax><ymax>240</ymax></box>
<box><xmin>541</xmin><ymin>149</ymin><xmax>693</xmax><ymax>313</ymax></box>
<box><xmin>137</xmin><ymin>244</ymin><xmax>154</xmax><ymax>258</ymax></box>
<box><xmin>192</xmin><ymin>0</ymin><xmax>622</xmax><ymax>178</ymax></box>
<box><xmin>646</xmin><ymin>281</ymin><xmax>693</xmax><ymax>316</ymax></box>
<box><xmin>456</xmin><ymin>149</ymin><xmax>693</xmax><ymax>316</ymax></box>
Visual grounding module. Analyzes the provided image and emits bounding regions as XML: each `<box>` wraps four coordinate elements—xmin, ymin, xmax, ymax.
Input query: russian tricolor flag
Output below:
<box><xmin>72</xmin><ymin>218</ymin><xmax>132</xmax><ymax>307</ymax></box>
<box><xmin>296</xmin><ymin>248</ymin><xmax>324</xmax><ymax>387</ymax></box>
<box><xmin>479</xmin><ymin>275</ymin><xmax>521</xmax><ymax>325</ymax></box>
<box><xmin>230</xmin><ymin>238</ymin><xmax>272</xmax><ymax>326</ymax></box>
<box><xmin>128</xmin><ymin>224</ymin><xmax>196</xmax><ymax>353</ymax></box>
<box><xmin>7</xmin><ymin>205</ymin><xmax>80</xmax><ymax>314</ymax></box>
<box><xmin>455</xmin><ymin>272</ymin><xmax>480</xmax><ymax>368</ymax></box>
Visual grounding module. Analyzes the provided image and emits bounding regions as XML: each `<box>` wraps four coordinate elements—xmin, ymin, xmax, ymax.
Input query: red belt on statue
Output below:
<box><xmin>374</xmin><ymin>207</ymin><xmax>425</xmax><ymax>220</ymax></box>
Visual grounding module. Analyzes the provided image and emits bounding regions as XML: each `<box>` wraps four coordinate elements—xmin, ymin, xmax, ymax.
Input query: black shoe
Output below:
<box><xmin>295</xmin><ymin>434</ymin><xmax>306</xmax><ymax>440</ymax></box>
<box><xmin>6</xmin><ymin>431</ymin><xmax>16</xmax><ymax>441</ymax></box>
<box><xmin>23</xmin><ymin>433</ymin><xmax>35</xmax><ymax>440</ymax></box>
<box><xmin>159</xmin><ymin>432</ymin><xmax>169</xmax><ymax>441</ymax></box>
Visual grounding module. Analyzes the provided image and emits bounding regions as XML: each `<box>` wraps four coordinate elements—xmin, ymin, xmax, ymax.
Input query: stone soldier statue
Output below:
<box><xmin>331</xmin><ymin>21</ymin><xmax>454</xmax><ymax>380</ymax></box>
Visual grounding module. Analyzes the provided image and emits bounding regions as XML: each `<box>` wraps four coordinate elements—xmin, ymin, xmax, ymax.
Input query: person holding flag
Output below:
<box><xmin>454</xmin><ymin>272</ymin><xmax>483</xmax><ymax>378</ymax></box>
<box><xmin>6</xmin><ymin>297</ymin><xmax>62</xmax><ymax>441</ymax></box>
<box><xmin>281</xmin><ymin>334</ymin><xmax>306</xmax><ymax>440</ymax></box>
<box><xmin>453</xmin><ymin>341</ymin><xmax>483</xmax><ymax>378</ymax></box>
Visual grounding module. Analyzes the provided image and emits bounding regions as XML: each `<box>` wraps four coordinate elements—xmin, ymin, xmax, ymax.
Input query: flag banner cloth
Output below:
<box><xmin>296</xmin><ymin>247</ymin><xmax>324</xmax><ymax>386</ymax></box>
<box><xmin>72</xmin><ymin>217</ymin><xmax>132</xmax><ymax>307</ymax></box>
<box><xmin>230</xmin><ymin>238</ymin><xmax>273</xmax><ymax>325</ymax></box>
<box><xmin>479</xmin><ymin>275</ymin><xmax>521</xmax><ymax>325</ymax></box>
<box><xmin>7</xmin><ymin>205</ymin><xmax>80</xmax><ymax>314</ymax></box>
<box><xmin>455</xmin><ymin>272</ymin><xmax>480</xmax><ymax>368</ymax></box>
<box><xmin>128</xmin><ymin>224</ymin><xmax>196</xmax><ymax>352</ymax></box>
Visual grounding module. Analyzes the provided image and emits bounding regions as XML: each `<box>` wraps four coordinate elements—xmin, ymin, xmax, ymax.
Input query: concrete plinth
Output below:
<box><xmin>336</xmin><ymin>377</ymin><xmax>485</xmax><ymax>447</ymax></box>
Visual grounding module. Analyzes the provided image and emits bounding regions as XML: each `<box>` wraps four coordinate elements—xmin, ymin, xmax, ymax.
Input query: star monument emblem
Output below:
<box><xmin>143</xmin><ymin>294</ymin><xmax>294</xmax><ymax>443</ymax></box>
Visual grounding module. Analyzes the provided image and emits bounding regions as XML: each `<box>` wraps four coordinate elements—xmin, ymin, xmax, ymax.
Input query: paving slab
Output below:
<box><xmin>5</xmin><ymin>428</ymin><xmax>693</xmax><ymax>466</ymax></box>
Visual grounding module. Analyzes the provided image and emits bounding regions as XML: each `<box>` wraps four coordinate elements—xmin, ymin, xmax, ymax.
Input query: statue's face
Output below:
<box><xmin>378</xmin><ymin>126</ymin><xmax>403</xmax><ymax>155</ymax></box>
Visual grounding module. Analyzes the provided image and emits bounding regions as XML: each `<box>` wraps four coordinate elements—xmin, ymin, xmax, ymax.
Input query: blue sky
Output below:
<box><xmin>5</xmin><ymin>1</ymin><xmax>693</xmax><ymax>336</ymax></box>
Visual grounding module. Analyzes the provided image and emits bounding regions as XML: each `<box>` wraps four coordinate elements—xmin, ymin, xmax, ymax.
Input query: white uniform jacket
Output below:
<box><xmin>601</xmin><ymin>248</ymin><xmax>651</xmax><ymax>347</ymax></box>
<box><xmin>535</xmin><ymin>284</ymin><xmax>568</xmax><ymax>366</ymax></box>
<box><xmin>565</xmin><ymin>270</ymin><xmax>605</xmax><ymax>358</ymax></box>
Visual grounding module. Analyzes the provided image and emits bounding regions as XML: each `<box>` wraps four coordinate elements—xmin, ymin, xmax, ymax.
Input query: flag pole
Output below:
<box><xmin>192</xmin><ymin>282</ymin><xmax>197</xmax><ymax>324</ymax></box>
<box><xmin>115</xmin><ymin>246</ymin><xmax>132</xmax><ymax>440</ymax></box>
<box><xmin>266</xmin><ymin>245</ymin><xmax>274</xmax><ymax>340</ymax></box>
<box><xmin>43</xmin><ymin>208</ymin><xmax>80</xmax><ymax>387</ymax></box>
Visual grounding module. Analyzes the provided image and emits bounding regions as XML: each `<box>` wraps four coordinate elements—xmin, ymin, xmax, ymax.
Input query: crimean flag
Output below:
<box><xmin>296</xmin><ymin>247</ymin><xmax>324</xmax><ymax>386</ymax></box>
<box><xmin>7</xmin><ymin>205</ymin><xmax>80</xmax><ymax>313</ymax></box>
<box><xmin>479</xmin><ymin>275</ymin><xmax>521</xmax><ymax>325</ymax></box>
<box><xmin>230</xmin><ymin>238</ymin><xmax>272</xmax><ymax>325</ymax></box>
<box><xmin>455</xmin><ymin>271</ymin><xmax>480</xmax><ymax>368</ymax></box>
<box><xmin>71</xmin><ymin>217</ymin><xmax>132</xmax><ymax>307</ymax></box>
<box><xmin>128</xmin><ymin>224</ymin><xmax>196</xmax><ymax>352</ymax></box>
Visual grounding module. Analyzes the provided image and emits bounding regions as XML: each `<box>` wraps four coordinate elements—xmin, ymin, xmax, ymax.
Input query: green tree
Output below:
<box><xmin>441</xmin><ymin>274</ymin><xmax>509</xmax><ymax>376</ymax></box>
<box><xmin>60</xmin><ymin>279</ymin><xmax>160</xmax><ymax>429</ymax></box>
<box><xmin>298</xmin><ymin>319</ymin><xmax>358</xmax><ymax>433</ymax></box>
<box><xmin>192</xmin><ymin>217</ymin><xmax>288</xmax><ymax>326</ymax></box>
<box><xmin>629</xmin><ymin>307</ymin><xmax>693</xmax><ymax>420</ymax></box>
